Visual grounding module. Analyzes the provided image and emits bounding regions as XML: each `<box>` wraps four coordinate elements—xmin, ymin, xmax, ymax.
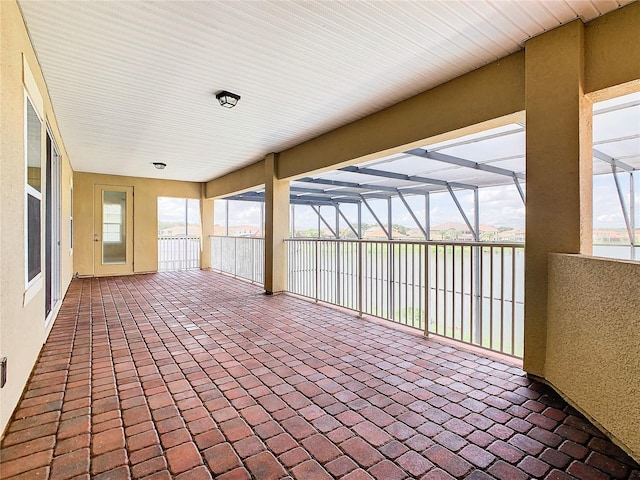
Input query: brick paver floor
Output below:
<box><xmin>1</xmin><ymin>271</ymin><xmax>638</xmax><ymax>479</ymax></box>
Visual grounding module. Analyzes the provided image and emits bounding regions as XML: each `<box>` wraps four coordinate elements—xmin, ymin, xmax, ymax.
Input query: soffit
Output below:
<box><xmin>18</xmin><ymin>0</ymin><xmax>633</xmax><ymax>182</ymax></box>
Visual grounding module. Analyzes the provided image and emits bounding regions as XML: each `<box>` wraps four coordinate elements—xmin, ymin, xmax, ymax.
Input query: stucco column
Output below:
<box><xmin>200</xmin><ymin>194</ymin><xmax>214</xmax><ymax>269</ymax></box>
<box><xmin>264</xmin><ymin>153</ymin><xmax>290</xmax><ymax>294</ymax></box>
<box><xmin>524</xmin><ymin>20</ymin><xmax>593</xmax><ymax>376</ymax></box>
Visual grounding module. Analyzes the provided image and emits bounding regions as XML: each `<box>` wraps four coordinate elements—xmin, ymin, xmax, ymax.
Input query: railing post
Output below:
<box><xmin>424</xmin><ymin>243</ymin><xmax>429</xmax><ymax>337</ymax></box>
<box><xmin>336</xmin><ymin>242</ymin><xmax>341</xmax><ymax>306</ymax></box>
<box><xmin>315</xmin><ymin>241</ymin><xmax>319</xmax><ymax>303</ymax></box>
<box><xmin>358</xmin><ymin>241</ymin><xmax>363</xmax><ymax>317</ymax></box>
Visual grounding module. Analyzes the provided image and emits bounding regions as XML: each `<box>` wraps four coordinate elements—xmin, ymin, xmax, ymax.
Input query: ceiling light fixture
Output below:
<box><xmin>153</xmin><ymin>162</ymin><xmax>166</xmax><ymax>170</ymax></box>
<box><xmin>216</xmin><ymin>90</ymin><xmax>241</xmax><ymax>108</ymax></box>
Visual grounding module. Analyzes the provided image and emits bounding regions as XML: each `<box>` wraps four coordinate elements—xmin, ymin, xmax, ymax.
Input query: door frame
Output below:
<box><xmin>45</xmin><ymin>126</ymin><xmax>61</xmax><ymax>324</ymax></box>
<box><xmin>94</xmin><ymin>184</ymin><xmax>134</xmax><ymax>276</ymax></box>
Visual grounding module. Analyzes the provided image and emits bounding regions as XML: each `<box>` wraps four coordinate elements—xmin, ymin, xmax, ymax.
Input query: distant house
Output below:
<box><xmin>229</xmin><ymin>225</ymin><xmax>262</xmax><ymax>237</ymax></box>
<box><xmin>430</xmin><ymin>222</ymin><xmax>470</xmax><ymax>241</ymax></box>
<box><xmin>498</xmin><ymin>228</ymin><xmax>526</xmax><ymax>242</ymax></box>
<box><xmin>362</xmin><ymin>226</ymin><xmax>408</xmax><ymax>239</ymax></box>
<box><xmin>593</xmin><ymin>229</ymin><xmax>629</xmax><ymax>244</ymax></box>
<box><xmin>159</xmin><ymin>224</ymin><xmax>201</xmax><ymax>237</ymax></box>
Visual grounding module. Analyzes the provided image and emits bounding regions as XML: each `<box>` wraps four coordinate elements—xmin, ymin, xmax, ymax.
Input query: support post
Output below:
<box><xmin>425</xmin><ymin>193</ymin><xmax>430</xmax><ymax>241</ymax></box>
<box><xmin>264</xmin><ymin>153</ymin><xmax>290</xmax><ymax>294</ymax></box>
<box><xmin>200</xmin><ymin>192</ymin><xmax>215</xmax><ymax>269</ymax></box>
<box><xmin>524</xmin><ymin>20</ymin><xmax>592</xmax><ymax>376</ymax></box>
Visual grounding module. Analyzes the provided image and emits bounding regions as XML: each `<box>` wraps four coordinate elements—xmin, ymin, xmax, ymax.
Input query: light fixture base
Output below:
<box><xmin>152</xmin><ymin>162</ymin><xmax>167</xmax><ymax>170</ymax></box>
<box><xmin>216</xmin><ymin>90</ymin><xmax>241</xmax><ymax>108</ymax></box>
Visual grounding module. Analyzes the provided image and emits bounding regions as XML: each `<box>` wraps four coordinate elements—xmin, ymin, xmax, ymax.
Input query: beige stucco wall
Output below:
<box><xmin>584</xmin><ymin>2</ymin><xmax>640</xmax><ymax>97</ymax></box>
<box><xmin>73</xmin><ymin>172</ymin><xmax>202</xmax><ymax>275</ymax></box>
<box><xmin>0</xmin><ymin>0</ymin><xmax>75</xmax><ymax>435</ymax></box>
<box><xmin>547</xmin><ymin>254</ymin><xmax>640</xmax><ymax>460</ymax></box>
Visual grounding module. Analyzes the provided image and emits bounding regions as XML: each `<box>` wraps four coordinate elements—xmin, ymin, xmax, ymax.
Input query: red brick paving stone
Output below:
<box><xmin>530</xmin><ymin>426</ymin><xmax>564</xmax><ymax>447</ymax></box>
<box><xmin>48</xmin><ymin>448</ymin><xmax>89</xmax><ymax>480</ymax></box>
<box><xmin>290</xmin><ymin>459</ymin><xmax>333</xmax><ymax>479</ymax></box>
<box><xmin>215</xmin><ymin>466</ymin><xmax>252</xmax><ymax>480</ymax></box>
<box><xmin>341</xmin><ymin>437</ymin><xmax>385</xmax><ymax>468</ymax></box>
<box><xmin>93</xmin><ymin>465</ymin><xmax>131</xmax><ymax>480</ymax></box>
<box><xmin>488</xmin><ymin>460</ymin><xmax>529</xmax><ymax>480</ymax></box>
<box><xmin>556</xmin><ymin>425</ymin><xmax>591</xmax><ymax>444</ymax></box>
<box><xmin>396</xmin><ymin>450</ymin><xmax>434</xmax><ymax>477</ymax></box>
<box><xmin>194</xmin><ymin>429</ymin><xmax>225</xmax><ymax>450</ymax></box>
<box><xmin>384</xmin><ymin>421</ymin><xmax>416</xmax><ymax>441</ymax></box>
<box><xmin>434</xmin><ymin>430</ymin><xmax>467</xmax><ymax>452</ymax></box>
<box><xmin>131</xmin><ymin>456</ymin><xmax>167</xmax><ymax>479</ymax></box>
<box><xmin>301</xmin><ymin>434</ymin><xmax>342</xmax><ymax>464</ymax></box>
<box><xmin>567</xmin><ymin>460</ymin><xmax>610</xmax><ymax>480</ymax></box>
<box><xmin>281</xmin><ymin>415</ymin><xmax>317</xmax><ymax>441</ymax></box>
<box><xmin>422</xmin><ymin>468</ymin><xmax>455</xmax><ymax>479</ymax></box>
<box><xmin>586</xmin><ymin>451</ymin><xmax>629</xmax><ymax>478</ymax></box>
<box><xmin>518</xmin><ymin>455</ymin><xmax>552</xmax><ymax>477</ymax></box>
<box><xmin>405</xmin><ymin>434</ymin><xmax>434</xmax><ymax>452</ymax></box>
<box><xmin>326</xmin><ymin>456</ymin><xmax>359</xmax><ymax>477</ymax></box>
<box><xmin>465</xmin><ymin>470</ymin><xmax>495</xmax><ymax>480</ymax></box>
<box><xmin>560</xmin><ymin>440</ymin><xmax>590</xmax><ymax>460</ymax></box>
<box><xmin>92</xmin><ymin>427</ymin><xmax>125</xmax><ymax>455</ymax></box>
<box><xmin>233</xmin><ymin>435</ymin><xmax>265</xmax><ymax>459</ymax></box>
<box><xmin>0</xmin><ymin>450</ymin><xmax>53</xmax><ymax>478</ymax></box>
<box><xmin>160</xmin><ymin>428</ymin><xmax>191</xmax><ymax>449</ymax></box>
<box><xmin>353</xmin><ymin>421</ymin><xmax>392</xmax><ymax>447</ymax></box>
<box><xmin>91</xmin><ymin>448</ymin><xmax>129</xmax><ymax>475</ymax></box>
<box><xmin>266</xmin><ymin>432</ymin><xmax>298</xmax><ymax>455</ymax></box>
<box><xmin>0</xmin><ymin>435</ymin><xmax>55</xmax><ymax>462</ymax></box>
<box><xmin>239</xmin><ymin>405</ymin><xmax>271</xmax><ymax>426</ymax></box>
<box><xmin>342</xmin><ymin>468</ymin><xmax>375</xmax><ymax>480</ymax></box>
<box><xmin>360</xmin><ymin>406</ymin><xmax>395</xmax><ymax>428</ymax></box>
<box><xmin>509</xmin><ymin>432</ymin><xmax>545</xmax><ymax>455</ymax></box>
<box><xmin>203</xmin><ymin>442</ymin><xmax>242</xmax><ymax>475</ymax></box>
<box><xmin>2</xmin><ymin>466</ymin><xmax>50</xmax><ymax>479</ymax></box>
<box><xmin>122</xmin><ymin>407</ymin><xmax>152</xmax><ymax>428</ymax></box>
<box><xmin>459</xmin><ymin>443</ymin><xmax>496</xmax><ymax>468</ymax></box>
<box><xmin>187</xmin><ymin>416</ymin><xmax>216</xmax><ymax>436</ymax></box>
<box><xmin>254</xmin><ymin>420</ymin><xmax>285</xmax><ymax>440</ymax></box>
<box><xmin>368</xmin><ymin>459</ymin><xmax>407</xmax><ymax>480</ymax></box>
<box><xmin>219</xmin><ymin>417</ymin><xmax>252</xmax><ymax>442</ymax></box>
<box><xmin>57</xmin><ymin>416</ymin><xmax>90</xmax><ymax>440</ymax></box>
<box><xmin>279</xmin><ymin>447</ymin><xmax>311</xmax><ymax>468</ymax></box>
<box><xmin>488</xmin><ymin>439</ymin><xmax>526</xmax><ymax>463</ymax></box>
<box><xmin>174</xmin><ymin>465</ymin><xmax>213</xmax><ymax>480</ymax></box>
<box><xmin>128</xmin><ymin>430</ymin><xmax>160</xmax><ymax>452</ymax></box>
<box><xmin>327</xmin><ymin>425</ymin><xmax>355</xmax><ymax>443</ymax></box>
<box><xmin>155</xmin><ymin>416</ymin><xmax>185</xmax><ymax>434</ymax></box>
<box><xmin>165</xmin><ymin>442</ymin><xmax>202</xmax><ymax>475</ymax></box>
<box><xmin>244</xmin><ymin>451</ymin><xmax>287</xmax><ymax>480</ymax></box>
<box><xmin>130</xmin><ymin>444</ymin><xmax>163</xmax><ymax>465</ymax></box>
<box><xmin>379</xmin><ymin>440</ymin><xmax>410</xmax><ymax>460</ymax></box>
<box><xmin>424</xmin><ymin>445</ymin><xmax>473</xmax><ymax>477</ymax></box>
<box><xmin>140</xmin><ymin>470</ymin><xmax>171</xmax><ymax>480</ymax></box>
<box><xmin>337</xmin><ymin>410</ymin><xmax>365</xmax><ymax>427</ymax></box>
<box><xmin>546</xmin><ymin>469</ymin><xmax>582</xmax><ymax>480</ymax></box>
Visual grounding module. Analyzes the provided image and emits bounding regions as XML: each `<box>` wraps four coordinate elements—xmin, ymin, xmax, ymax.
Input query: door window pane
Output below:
<box><xmin>102</xmin><ymin>190</ymin><xmax>126</xmax><ymax>264</ymax></box>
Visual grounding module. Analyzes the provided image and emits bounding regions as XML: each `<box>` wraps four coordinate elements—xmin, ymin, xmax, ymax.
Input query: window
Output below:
<box><xmin>103</xmin><ymin>201</ymin><xmax>123</xmax><ymax>243</ymax></box>
<box><xmin>25</xmin><ymin>94</ymin><xmax>42</xmax><ymax>287</ymax></box>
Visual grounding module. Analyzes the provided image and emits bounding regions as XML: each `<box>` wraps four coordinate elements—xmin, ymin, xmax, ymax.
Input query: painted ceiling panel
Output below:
<box><xmin>18</xmin><ymin>0</ymin><xmax>633</xmax><ymax>182</ymax></box>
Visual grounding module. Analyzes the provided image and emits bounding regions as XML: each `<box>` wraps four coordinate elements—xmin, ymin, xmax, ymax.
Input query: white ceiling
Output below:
<box><xmin>18</xmin><ymin>0</ymin><xmax>633</xmax><ymax>183</ymax></box>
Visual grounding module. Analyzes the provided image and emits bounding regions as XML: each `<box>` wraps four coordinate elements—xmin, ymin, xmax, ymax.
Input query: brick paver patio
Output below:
<box><xmin>1</xmin><ymin>271</ymin><xmax>638</xmax><ymax>479</ymax></box>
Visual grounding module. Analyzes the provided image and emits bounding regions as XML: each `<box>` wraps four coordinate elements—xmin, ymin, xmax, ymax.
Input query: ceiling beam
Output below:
<box><xmin>339</xmin><ymin>165</ymin><xmax>476</xmax><ymax>190</ymax></box>
<box><xmin>593</xmin><ymin>148</ymin><xmax>636</xmax><ymax>172</ymax></box>
<box><xmin>406</xmin><ymin>148</ymin><xmax>525</xmax><ymax>180</ymax></box>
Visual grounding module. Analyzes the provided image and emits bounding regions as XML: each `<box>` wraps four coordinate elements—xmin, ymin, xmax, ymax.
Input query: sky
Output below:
<box><xmin>166</xmin><ymin>91</ymin><xmax>639</xmax><ymax>235</ymax></box>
